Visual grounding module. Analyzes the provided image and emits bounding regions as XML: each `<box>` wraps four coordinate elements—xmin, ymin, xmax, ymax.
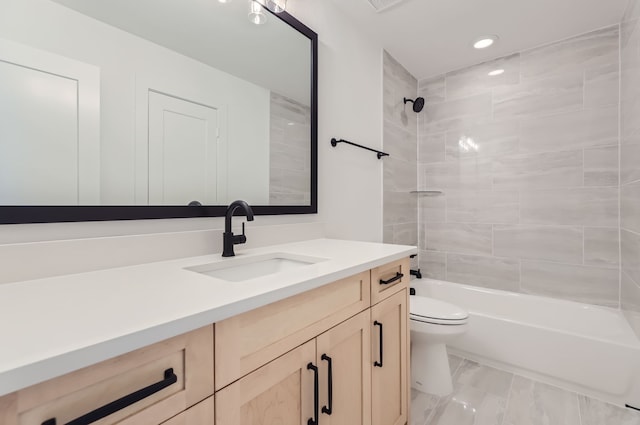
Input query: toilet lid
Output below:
<box><xmin>410</xmin><ymin>296</ymin><xmax>469</xmax><ymax>322</ymax></box>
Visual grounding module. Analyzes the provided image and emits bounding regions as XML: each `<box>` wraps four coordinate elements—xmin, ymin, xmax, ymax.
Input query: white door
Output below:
<box><xmin>0</xmin><ymin>39</ymin><xmax>100</xmax><ymax>205</ymax></box>
<box><xmin>148</xmin><ymin>91</ymin><xmax>219</xmax><ymax>205</ymax></box>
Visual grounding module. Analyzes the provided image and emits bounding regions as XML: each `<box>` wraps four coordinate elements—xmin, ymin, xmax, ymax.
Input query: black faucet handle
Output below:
<box><xmin>242</xmin><ymin>222</ymin><xmax>245</xmax><ymax>236</ymax></box>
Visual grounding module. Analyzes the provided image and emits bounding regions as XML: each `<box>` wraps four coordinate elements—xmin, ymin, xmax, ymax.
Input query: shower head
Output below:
<box><xmin>404</xmin><ymin>97</ymin><xmax>425</xmax><ymax>113</ymax></box>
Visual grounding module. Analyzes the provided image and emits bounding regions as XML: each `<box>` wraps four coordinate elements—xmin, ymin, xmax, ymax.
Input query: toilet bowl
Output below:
<box><xmin>410</xmin><ymin>295</ymin><xmax>468</xmax><ymax>396</ymax></box>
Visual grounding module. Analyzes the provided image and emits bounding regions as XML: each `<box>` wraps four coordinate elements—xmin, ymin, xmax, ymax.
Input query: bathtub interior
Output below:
<box><xmin>410</xmin><ymin>278</ymin><xmax>640</xmax><ymax>408</ymax></box>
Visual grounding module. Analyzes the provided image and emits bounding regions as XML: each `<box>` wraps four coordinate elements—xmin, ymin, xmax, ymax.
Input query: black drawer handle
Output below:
<box><xmin>374</xmin><ymin>321</ymin><xmax>383</xmax><ymax>368</ymax></box>
<box><xmin>307</xmin><ymin>362</ymin><xmax>319</xmax><ymax>425</ymax></box>
<box><xmin>321</xmin><ymin>354</ymin><xmax>333</xmax><ymax>415</ymax></box>
<box><xmin>42</xmin><ymin>368</ymin><xmax>178</xmax><ymax>425</ymax></box>
<box><xmin>379</xmin><ymin>272</ymin><xmax>403</xmax><ymax>285</ymax></box>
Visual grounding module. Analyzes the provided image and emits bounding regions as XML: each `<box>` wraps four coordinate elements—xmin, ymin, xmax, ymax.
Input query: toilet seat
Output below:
<box><xmin>410</xmin><ymin>296</ymin><xmax>468</xmax><ymax>325</ymax></box>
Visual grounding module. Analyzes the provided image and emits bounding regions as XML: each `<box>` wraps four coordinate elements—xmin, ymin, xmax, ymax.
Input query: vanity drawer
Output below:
<box><xmin>13</xmin><ymin>325</ymin><xmax>213</xmax><ymax>425</ymax></box>
<box><xmin>160</xmin><ymin>396</ymin><xmax>214</xmax><ymax>425</ymax></box>
<box><xmin>370</xmin><ymin>258</ymin><xmax>410</xmax><ymax>305</ymax></box>
<box><xmin>215</xmin><ymin>271</ymin><xmax>371</xmax><ymax>390</ymax></box>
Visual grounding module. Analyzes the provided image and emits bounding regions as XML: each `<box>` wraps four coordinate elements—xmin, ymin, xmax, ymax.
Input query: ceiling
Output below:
<box><xmin>329</xmin><ymin>0</ymin><xmax>629</xmax><ymax>80</ymax></box>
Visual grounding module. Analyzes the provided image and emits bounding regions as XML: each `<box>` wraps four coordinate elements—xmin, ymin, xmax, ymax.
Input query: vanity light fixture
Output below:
<box><xmin>248</xmin><ymin>0</ymin><xmax>268</xmax><ymax>25</ymax></box>
<box><xmin>488</xmin><ymin>69</ymin><xmax>505</xmax><ymax>76</ymax></box>
<box><xmin>255</xmin><ymin>0</ymin><xmax>287</xmax><ymax>13</ymax></box>
<box><xmin>473</xmin><ymin>35</ymin><xmax>498</xmax><ymax>49</ymax></box>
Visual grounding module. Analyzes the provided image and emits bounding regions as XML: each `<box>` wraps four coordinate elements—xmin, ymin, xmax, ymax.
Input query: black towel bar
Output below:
<box><xmin>330</xmin><ymin>138</ymin><xmax>389</xmax><ymax>159</ymax></box>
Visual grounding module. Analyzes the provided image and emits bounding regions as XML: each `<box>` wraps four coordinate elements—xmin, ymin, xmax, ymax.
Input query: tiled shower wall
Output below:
<box><xmin>417</xmin><ymin>26</ymin><xmax>621</xmax><ymax>307</ymax></box>
<box><xmin>621</xmin><ymin>0</ymin><xmax>640</xmax><ymax>337</ymax></box>
<box><xmin>383</xmin><ymin>51</ymin><xmax>418</xmax><ymax>253</ymax></box>
<box><xmin>269</xmin><ymin>92</ymin><xmax>311</xmax><ymax>205</ymax></box>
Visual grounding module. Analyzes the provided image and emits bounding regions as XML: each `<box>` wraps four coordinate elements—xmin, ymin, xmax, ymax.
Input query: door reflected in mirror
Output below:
<box><xmin>0</xmin><ymin>0</ymin><xmax>315</xmax><ymax>215</ymax></box>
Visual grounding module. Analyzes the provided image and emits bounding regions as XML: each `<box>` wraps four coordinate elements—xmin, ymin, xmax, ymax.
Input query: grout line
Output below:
<box><xmin>500</xmin><ymin>374</ymin><xmax>516</xmax><ymax>425</ymax></box>
<box><xmin>618</xmin><ymin>22</ymin><xmax>623</xmax><ymax>312</ymax></box>
<box><xmin>577</xmin><ymin>392</ymin><xmax>584</xmax><ymax>425</ymax></box>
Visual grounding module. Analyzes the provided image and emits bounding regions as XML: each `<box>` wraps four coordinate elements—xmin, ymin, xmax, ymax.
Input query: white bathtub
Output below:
<box><xmin>413</xmin><ymin>279</ymin><xmax>640</xmax><ymax>407</ymax></box>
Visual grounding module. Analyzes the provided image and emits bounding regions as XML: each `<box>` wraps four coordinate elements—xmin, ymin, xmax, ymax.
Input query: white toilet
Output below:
<box><xmin>410</xmin><ymin>295</ymin><xmax>469</xmax><ymax>396</ymax></box>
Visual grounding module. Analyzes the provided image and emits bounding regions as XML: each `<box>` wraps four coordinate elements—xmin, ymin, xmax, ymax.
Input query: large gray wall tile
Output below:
<box><xmin>383</xmin><ymin>51</ymin><xmax>418</xmax><ymax>131</ymax></box>
<box><xmin>385</xmin><ymin>121</ymin><xmax>417</xmax><ymax>161</ymax></box>
<box><xmin>384</xmin><ymin>156</ymin><xmax>417</xmax><ymax>192</ymax></box>
<box><xmin>425</xmin><ymin>223</ymin><xmax>492</xmax><ymax>255</ymax></box>
<box><xmin>418</xmin><ymin>76</ymin><xmax>445</xmax><ymax>103</ymax></box>
<box><xmin>418</xmin><ymin>194</ymin><xmax>446</xmax><ymax>223</ymax></box>
<box><xmin>622</xmin><ymin>229</ymin><xmax>640</xmax><ymax>285</ymax></box>
<box><xmin>493</xmin><ymin>150</ymin><xmax>583</xmax><ymax>189</ymax></box>
<box><xmin>520</xmin><ymin>188</ymin><xmax>618</xmax><ymax>226</ymax></box>
<box><xmin>422</xmin><ymin>158</ymin><xmax>493</xmax><ymax>190</ymax></box>
<box><xmin>445</xmin><ymin>54</ymin><xmax>520</xmax><ymax>100</ymax></box>
<box><xmin>622</xmin><ymin>271</ymin><xmax>640</xmax><ymax>316</ymax></box>
<box><xmin>446</xmin><ymin>253</ymin><xmax>520</xmax><ymax>291</ymax></box>
<box><xmin>621</xmin><ymin>142</ymin><xmax>640</xmax><ymax>184</ymax></box>
<box><xmin>445</xmin><ymin>121</ymin><xmax>519</xmax><ymax>161</ymax></box>
<box><xmin>384</xmin><ymin>191</ymin><xmax>417</xmax><ymax>225</ymax></box>
<box><xmin>621</xmin><ymin>272</ymin><xmax>640</xmax><ymax>341</ymax></box>
<box><xmin>423</xmin><ymin>93</ymin><xmax>493</xmax><ymax>134</ymax></box>
<box><xmin>519</xmin><ymin>107</ymin><xmax>619</xmax><ymax>154</ymax></box>
<box><xmin>519</xmin><ymin>26</ymin><xmax>619</xmax><ymax>82</ymax></box>
<box><xmin>418</xmin><ymin>250</ymin><xmax>447</xmax><ymax>280</ymax></box>
<box><xmin>393</xmin><ymin>222</ymin><xmax>418</xmax><ymax>246</ymax></box>
<box><xmin>584</xmin><ymin>63</ymin><xmax>620</xmax><ymax>109</ymax></box>
<box><xmin>493</xmin><ymin>73</ymin><xmax>583</xmax><ymax>121</ymax></box>
<box><xmin>521</xmin><ymin>260</ymin><xmax>620</xmax><ymax>307</ymax></box>
<box><xmin>447</xmin><ymin>190</ymin><xmax>519</xmax><ymax>224</ymax></box>
<box><xmin>494</xmin><ymin>225</ymin><xmax>583</xmax><ymax>263</ymax></box>
<box><xmin>622</xmin><ymin>181</ymin><xmax>640</xmax><ymax>233</ymax></box>
<box><xmin>584</xmin><ymin>227</ymin><xmax>620</xmax><ymax>268</ymax></box>
<box><xmin>584</xmin><ymin>146</ymin><xmax>619</xmax><ymax>187</ymax></box>
<box><xmin>418</xmin><ymin>132</ymin><xmax>446</xmax><ymax>164</ymax></box>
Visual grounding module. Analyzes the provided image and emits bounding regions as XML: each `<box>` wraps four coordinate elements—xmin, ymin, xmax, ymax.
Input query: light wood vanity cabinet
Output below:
<box><xmin>0</xmin><ymin>258</ymin><xmax>410</xmax><ymax>425</ymax></box>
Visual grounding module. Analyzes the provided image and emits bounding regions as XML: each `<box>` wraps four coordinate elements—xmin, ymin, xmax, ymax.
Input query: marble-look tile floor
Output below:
<box><xmin>411</xmin><ymin>354</ymin><xmax>640</xmax><ymax>425</ymax></box>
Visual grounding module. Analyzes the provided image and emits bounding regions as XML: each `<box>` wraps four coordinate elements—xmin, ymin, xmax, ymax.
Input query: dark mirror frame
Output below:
<box><xmin>0</xmin><ymin>10</ymin><xmax>318</xmax><ymax>225</ymax></box>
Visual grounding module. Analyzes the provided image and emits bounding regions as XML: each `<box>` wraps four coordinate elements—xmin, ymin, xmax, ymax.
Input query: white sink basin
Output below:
<box><xmin>186</xmin><ymin>253</ymin><xmax>327</xmax><ymax>282</ymax></box>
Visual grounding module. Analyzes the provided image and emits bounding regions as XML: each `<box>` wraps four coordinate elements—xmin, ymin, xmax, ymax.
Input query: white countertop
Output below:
<box><xmin>0</xmin><ymin>238</ymin><xmax>416</xmax><ymax>396</ymax></box>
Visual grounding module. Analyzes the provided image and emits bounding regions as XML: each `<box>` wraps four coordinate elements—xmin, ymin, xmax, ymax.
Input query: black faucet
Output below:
<box><xmin>222</xmin><ymin>200</ymin><xmax>255</xmax><ymax>257</ymax></box>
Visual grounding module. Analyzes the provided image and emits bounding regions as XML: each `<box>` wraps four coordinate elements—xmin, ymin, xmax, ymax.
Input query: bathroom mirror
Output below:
<box><xmin>0</xmin><ymin>0</ymin><xmax>317</xmax><ymax>223</ymax></box>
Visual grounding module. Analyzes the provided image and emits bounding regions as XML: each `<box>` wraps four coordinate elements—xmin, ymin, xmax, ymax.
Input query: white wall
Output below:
<box><xmin>0</xmin><ymin>0</ymin><xmax>385</xmax><ymax>278</ymax></box>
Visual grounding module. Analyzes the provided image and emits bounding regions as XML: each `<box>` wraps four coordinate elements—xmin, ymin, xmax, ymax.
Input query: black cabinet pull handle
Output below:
<box><xmin>374</xmin><ymin>321</ymin><xmax>384</xmax><ymax>368</ymax></box>
<box><xmin>307</xmin><ymin>362</ymin><xmax>319</xmax><ymax>425</ymax></box>
<box><xmin>42</xmin><ymin>368</ymin><xmax>177</xmax><ymax>425</ymax></box>
<box><xmin>321</xmin><ymin>354</ymin><xmax>333</xmax><ymax>415</ymax></box>
<box><xmin>380</xmin><ymin>272</ymin><xmax>403</xmax><ymax>285</ymax></box>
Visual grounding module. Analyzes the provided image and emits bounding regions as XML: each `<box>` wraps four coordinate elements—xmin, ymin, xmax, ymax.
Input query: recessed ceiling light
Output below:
<box><xmin>488</xmin><ymin>69</ymin><xmax>505</xmax><ymax>76</ymax></box>
<box><xmin>473</xmin><ymin>36</ymin><xmax>498</xmax><ymax>49</ymax></box>
<box><xmin>218</xmin><ymin>0</ymin><xmax>230</xmax><ymax>3</ymax></box>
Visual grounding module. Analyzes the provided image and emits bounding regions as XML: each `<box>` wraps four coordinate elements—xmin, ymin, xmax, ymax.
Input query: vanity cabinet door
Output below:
<box><xmin>316</xmin><ymin>310</ymin><xmax>371</xmax><ymax>425</ymax></box>
<box><xmin>215</xmin><ymin>340</ymin><xmax>316</xmax><ymax>425</ymax></box>
<box><xmin>370</xmin><ymin>258</ymin><xmax>410</xmax><ymax>305</ymax></box>
<box><xmin>371</xmin><ymin>289</ymin><xmax>409</xmax><ymax>425</ymax></box>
